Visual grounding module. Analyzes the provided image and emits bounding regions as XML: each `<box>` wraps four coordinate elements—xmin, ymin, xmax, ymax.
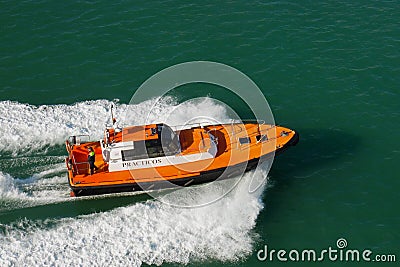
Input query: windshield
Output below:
<box><xmin>121</xmin><ymin>124</ymin><xmax>180</xmax><ymax>161</ymax></box>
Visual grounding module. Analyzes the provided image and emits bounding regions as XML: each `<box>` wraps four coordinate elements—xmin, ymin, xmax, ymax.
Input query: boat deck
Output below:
<box><xmin>179</xmin><ymin>128</ymin><xmax>211</xmax><ymax>154</ymax></box>
<box><xmin>69</xmin><ymin>141</ymin><xmax>107</xmax><ymax>176</ymax></box>
<box><xmin>66</xmin><ymin>123</ymin><xmax>297</xmax><ymax>189</ymax></box>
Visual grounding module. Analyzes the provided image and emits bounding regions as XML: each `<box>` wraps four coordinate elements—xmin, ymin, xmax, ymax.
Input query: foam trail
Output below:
<box><xmin>0</xmin><ymin>168</ymin><xmax>71</xmax><ymax>211</ymax></box>
<box><xmin>0</xmin><ymin>172</ymin><xmax>28</xmax><ymax>200</ymax></box>
<box><xmin>0</xmin><ymin>168</ymin><xmax>267</xmax><ymax>266</ymax></box>
<box><xmin>0</xmin><ymin>97</ymin><xmax>267</xmax><ymax>265</ymax></box>
<box><xmin>0</xmin><ymin>99</ymin><xmax>123</xmax><ymax>154</ymax></box>
<box><xmin>138</xmin><ymin>97</ymin><xmax>232</xmax><ymax>128</ymax></box>
<box><xmin>0</xmin><ymin>97</ymin><xmax>232</xmax><ymax>207</ymax></box>
<box><xmin>0</xmin><ymin>97</ymin><xmax>230</xmax><ymax>155</ymax></box>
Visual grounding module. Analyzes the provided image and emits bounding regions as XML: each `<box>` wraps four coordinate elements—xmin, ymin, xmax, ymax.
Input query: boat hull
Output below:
<box><xmin>69</xmin><ymin>131</ymin><xmax>299</xmax><ymax>197</ymax></box>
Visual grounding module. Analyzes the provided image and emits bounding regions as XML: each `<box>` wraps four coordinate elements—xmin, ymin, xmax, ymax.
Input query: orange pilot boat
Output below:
<box><xmin>65</xmin><ymin>121</ymin><xmax>299</xmax><ymax>197</ymax></box>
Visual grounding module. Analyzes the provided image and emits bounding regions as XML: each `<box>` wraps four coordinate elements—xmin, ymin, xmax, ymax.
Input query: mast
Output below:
<box><xmin>110</xmin><ymin>104</ymin><xmax>117</xmax><ymax>126</ymax></box>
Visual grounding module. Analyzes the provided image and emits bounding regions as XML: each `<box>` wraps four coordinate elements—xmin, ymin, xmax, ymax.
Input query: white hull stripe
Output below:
<box><xmin>108</xmin><ymin>152</ymin><xmax>214</xmax><ymax>172</ymax></box>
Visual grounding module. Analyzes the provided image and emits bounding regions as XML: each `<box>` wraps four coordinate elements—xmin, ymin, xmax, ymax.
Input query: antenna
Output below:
<box><xmin>111</xmin><ymin>104</ymin><xmax>117</xmax><ymax>125</ymax></box>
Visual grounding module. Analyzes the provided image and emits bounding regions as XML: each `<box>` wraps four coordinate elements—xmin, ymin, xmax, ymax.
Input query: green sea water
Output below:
<box><xmin>0</xmin><ymin>1</ymin><xmax>399</xmax><ymax>266</ymax></box>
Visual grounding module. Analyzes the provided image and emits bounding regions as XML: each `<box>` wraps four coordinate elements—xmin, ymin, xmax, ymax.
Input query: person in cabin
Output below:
<box><xmin>87</xmin><ymin>147</ymin><xmax>98</xmax><ymax>175</ymax></box>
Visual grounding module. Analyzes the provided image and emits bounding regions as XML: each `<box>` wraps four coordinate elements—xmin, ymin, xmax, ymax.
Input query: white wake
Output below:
<box><xmin>0</xmin><ymin>97</ymin><xmax>230</xmax><ymax>155</ymax></box>
<box><xmin>0</xmin><ymin>97</ymin><xmax>268</xmax><ymax>266</ymax></box>
<box><xmin>0</xmin><ymin>168</ymin><xmax>267</xmax><ymax>266</ymax></box>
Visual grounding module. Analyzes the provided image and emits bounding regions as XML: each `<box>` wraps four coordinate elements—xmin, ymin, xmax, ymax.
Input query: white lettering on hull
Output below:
<box><xmin>109</xmin><ymin>152</ymin><xmax>214</xmax><ymax>172</ymax></box>
<box><xmin>121</xmin><ymin>158</ymin><xmax>163</xmax><ymax>168</ymax></box>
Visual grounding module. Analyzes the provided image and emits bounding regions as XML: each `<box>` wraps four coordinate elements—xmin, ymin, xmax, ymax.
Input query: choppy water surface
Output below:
<box><xmin>1</xmin><ymin>1</ymin><xmax>399</xmax><ymax>266</ymax></box>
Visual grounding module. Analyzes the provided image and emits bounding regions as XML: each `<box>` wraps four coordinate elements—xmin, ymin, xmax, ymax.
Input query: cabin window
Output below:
<box><xmin>159</xmin><ymin>124</ymin><xmax>180</xmax><ymax>155</ymax></box>
<box><xmin>239</xmin><ymin>137</ymin><xmax>251</xmax><ymax>145</ymax></box>
<box><xmin>121</xmin><ymin>141</ymin><xmax>153</xmax><ymax>161</ymax></box>
<box><xmin>144</xmin><ymin>139</ymin><xmax>167</xmax><ymax>158</ymax></box>
<box><xmin>121</xmin><ymin>149</ymin><xmax>137</xmax><ymax>161</ymax></box>
<box><xmin>256</xmin><ymin>134</ymin><xmax>268</xmax><ymax>142</ymax></box>
<box><xmin>121</xmin><ymin>125</ymin><xmax>181</xmax><ymax>161</ymax></box>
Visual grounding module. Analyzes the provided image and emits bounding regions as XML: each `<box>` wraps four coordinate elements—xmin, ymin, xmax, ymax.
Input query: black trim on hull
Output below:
<box><xmin>70</xmin><ymin>159</ymin><xmax>258</xmax><ymax>197</ymax></box>
<box><xmin>70</xmin><ymin>131</ymin><xmax>299</xmax><ymax>197</ymax></box>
